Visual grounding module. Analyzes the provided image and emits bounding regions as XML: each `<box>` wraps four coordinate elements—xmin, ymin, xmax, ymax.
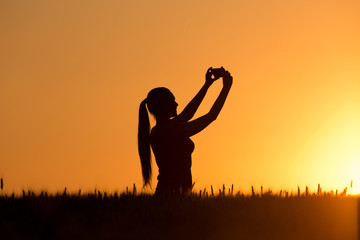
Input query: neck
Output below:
<box><xmin>156</xmin><ymin>116</ymin><xmax>171</xmax><ymax>125</ymax></box>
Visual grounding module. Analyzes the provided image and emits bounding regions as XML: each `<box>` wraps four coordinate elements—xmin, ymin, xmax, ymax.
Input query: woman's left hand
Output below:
<box><xmin>205</xmin><ymin>67</ymin><xmax>217</xmax><ymax>86</ymax></box>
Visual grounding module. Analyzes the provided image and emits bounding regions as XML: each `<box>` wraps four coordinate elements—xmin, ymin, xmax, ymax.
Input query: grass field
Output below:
<box><xmin>0</xmin><ymin>186</ymin><xmax>358</xmax><ymax>240</ymax></box>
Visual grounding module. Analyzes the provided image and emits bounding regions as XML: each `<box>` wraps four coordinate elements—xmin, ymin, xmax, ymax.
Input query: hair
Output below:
<box><xmin>138</xmin><ymin>99</ymin><xmax>151</xmax><ymax>186</ymax></box>
<box><xmin>138</xmin><ymin>88</ymin><xmax>174</xmax><ymax>186</ymax></box>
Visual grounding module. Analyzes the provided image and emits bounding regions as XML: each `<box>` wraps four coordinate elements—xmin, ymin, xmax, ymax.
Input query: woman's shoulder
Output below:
<box><xmin>151</xmin><ymin>120</ymin><xmax>184</xmax><ymax>137</ymax></box>
<box><xmin>170</xmin><ymin>117</ymin><xmax>186</xmax><ymax>127</ymax></box>
<box><xmin>165</xmin><ymin>119</ymin><xmax>186</xmax><ymax>132</ymax></box>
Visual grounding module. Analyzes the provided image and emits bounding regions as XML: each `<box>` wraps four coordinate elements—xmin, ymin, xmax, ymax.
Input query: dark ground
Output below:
<box><xmin>0</xmin><ymin>192</ymin><xmax>357</xmax><ymax>240</ymax></box>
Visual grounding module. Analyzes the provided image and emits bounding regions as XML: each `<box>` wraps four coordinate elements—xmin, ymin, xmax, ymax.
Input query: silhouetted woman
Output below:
<box><xmin>138</xmin><ymin>67</ymin><xmax>232</xmax><ymax>194</ymax></box>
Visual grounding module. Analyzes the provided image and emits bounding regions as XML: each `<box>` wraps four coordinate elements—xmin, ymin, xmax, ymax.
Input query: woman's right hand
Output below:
<box><xmin>223</xmin><ymin>70</ymin><xmax>233</xmax><ymax>89</ymax></box>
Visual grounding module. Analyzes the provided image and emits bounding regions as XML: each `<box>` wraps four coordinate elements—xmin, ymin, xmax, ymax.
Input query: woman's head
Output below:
<box><xmin>146</xmin><ymin>87</ymin><xmax>178</xmax><ymax>119</ymax></box>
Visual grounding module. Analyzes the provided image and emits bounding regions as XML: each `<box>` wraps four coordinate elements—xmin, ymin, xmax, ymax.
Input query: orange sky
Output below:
<box><xmin>1</xmin><ymin>0</ymin><xmax>359</xmax><ymax>194</ymax></box>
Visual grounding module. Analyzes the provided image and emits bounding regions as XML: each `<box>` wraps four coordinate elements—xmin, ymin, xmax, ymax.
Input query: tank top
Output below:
<box><xmin>150</xmin><ymin>120</ymin><xmax>194</xmax><ymax>193</ymax></box>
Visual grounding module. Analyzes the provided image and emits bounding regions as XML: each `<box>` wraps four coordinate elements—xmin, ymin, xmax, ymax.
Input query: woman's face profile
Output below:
<box><xmin>169</xmin><ymin>97</ymin><xmax>178</xmax><ymax>117</ymax></box>
<box><xmin>162</xmin><ymin>91</ymin><xmax>178</xmax><ymax>118</ymax></box>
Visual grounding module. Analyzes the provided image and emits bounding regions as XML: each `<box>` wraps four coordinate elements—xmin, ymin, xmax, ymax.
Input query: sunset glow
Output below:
<box><xmin>1</xmin><ymin>0</ymin><xmax>359</xmax><ymax>195</ymax></box>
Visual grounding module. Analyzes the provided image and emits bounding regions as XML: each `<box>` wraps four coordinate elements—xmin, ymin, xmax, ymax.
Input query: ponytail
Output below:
<box><xmin>138</xmin><ymin>99</ymin><xmax>152</xmax><ymax>186</ymax></box>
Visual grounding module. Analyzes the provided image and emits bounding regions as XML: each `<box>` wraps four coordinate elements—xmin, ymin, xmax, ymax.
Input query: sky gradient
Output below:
<box><xmin>1</xmin><ymin>0</ymin><xmax>360</xmax><ymax>194</ymax></box>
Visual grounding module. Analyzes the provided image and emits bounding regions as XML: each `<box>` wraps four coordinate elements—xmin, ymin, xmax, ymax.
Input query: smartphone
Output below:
<box><xmin>211</xmin><ymin>67</ymin><xmax>224</xmax><ymax>79</ymax></box>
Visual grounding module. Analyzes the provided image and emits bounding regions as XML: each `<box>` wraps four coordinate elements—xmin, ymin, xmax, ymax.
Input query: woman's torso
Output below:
<box><xmin>150</xmin><ymin>120</ymin><xmax>194</xmax><ymax>192</ymax></box>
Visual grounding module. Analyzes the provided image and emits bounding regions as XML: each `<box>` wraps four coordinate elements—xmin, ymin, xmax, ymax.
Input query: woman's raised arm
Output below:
<box><xmin>175</xmin><ymin>68</ymin><xmax>219</xmax><ymax>123</ymax></box>
<box><xmin>184</xmin><ymin>70</ymin><xmax>232</xmax><ymax>137</ymax></box>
